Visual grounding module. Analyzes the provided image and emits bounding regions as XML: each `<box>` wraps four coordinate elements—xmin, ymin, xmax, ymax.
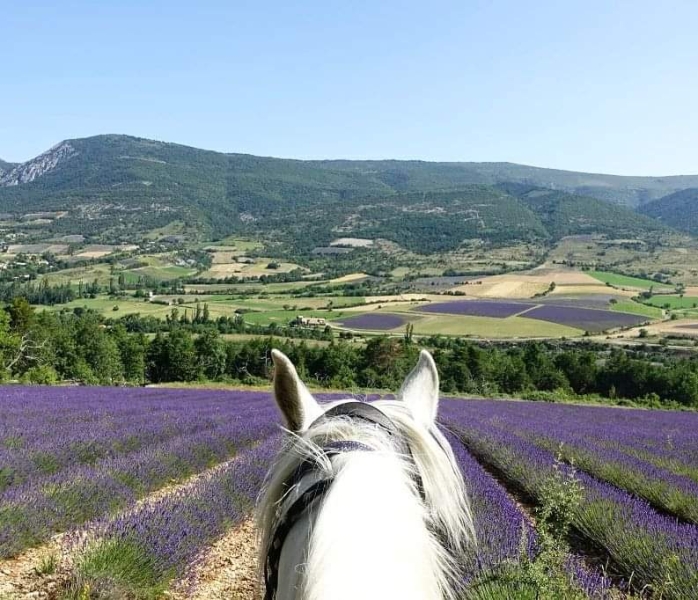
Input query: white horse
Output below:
<box><xmin>258</xmin><ymin>349</ymin><xmax>475</xmax><ymax>600</ymax></box>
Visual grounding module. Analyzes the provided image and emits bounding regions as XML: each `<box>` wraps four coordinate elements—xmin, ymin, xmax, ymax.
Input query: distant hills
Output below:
<box><xmin>0</xmin><ymin>134</ymin><xmax>693</xmax><ymax>252</ymax></box>
<box><xmin>640</xmin><ymin>188</ymin><xmax>698</xmax><ymax>235</ymax></box>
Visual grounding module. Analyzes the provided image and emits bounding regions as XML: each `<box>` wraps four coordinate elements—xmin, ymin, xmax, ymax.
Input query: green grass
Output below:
<box><xmin>41</xmin><ymin>298</ymin><xmax>172</xmax><ymax>317</ymax></box>
<box><xmin>65</xmin><ymin>539</ymin><xmax>168</xmax><ymax>600</ymax></box>
<box><xmin>184</xmin><ymin>280</ymin><xmax>322</xmax><ymax>293</ymax></box>
<box><xmin>214</xmin><ymin>236</ymin><xmax>263</xmax><ymax>250</ymax></box>
<box><xmin>611</xmin><ymin>300</ymin><xmax>664</xmax><ymax>318</ymax></box>
<box><xmin>130</xmin><ymin>265</ymin><xmax>197</xmax><ymax>280</ymax></box>
<box><xmin>642</xmin><ymin>295</ymin><xmax>698</xmax><ymax>309</ymax></box>
<box><xmin>40</xmin><ymin>263</ymin><xmax>114</xmax><ymax>286</ymax></box>
<box><xmin>589</xmin><ymin>270</ymin><xmax>670</xmax><ymax>290</ymax></box>
<box><xmin>410</xmin><ymin>314</ymin><xmax>583</xmax><ymax>338</ymax></box>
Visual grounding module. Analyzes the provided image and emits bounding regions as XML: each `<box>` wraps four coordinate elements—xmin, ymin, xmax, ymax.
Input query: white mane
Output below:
<box><xmin>257</xmin><ymin>351</ymin><xmax>476</xmax><ymax>600</ymax></box>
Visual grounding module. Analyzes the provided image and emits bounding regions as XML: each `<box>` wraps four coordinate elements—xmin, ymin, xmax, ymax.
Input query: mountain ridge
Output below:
<box><xmin>3</xmin><ymin>134</ymin><xmax>698</xmax><ymax>206</ymax></box>
<box><xmin>0</xmin><ymin>134</ymin><xmax>687</xmax><ymax>251</ymax></box>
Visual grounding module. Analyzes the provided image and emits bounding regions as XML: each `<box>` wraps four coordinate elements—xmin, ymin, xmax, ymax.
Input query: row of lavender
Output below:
<box><xmin>444</xmin><ymin>432</ymin><xmax>611</xmax><ymax>598</ymax></box>
<box><xmin>441</xmin><ymin>400</ymin><xmax>698</xmax><ymax>598</ymax></box>
<box><xmin>0</xmin><ymin>387</ymin><xmax>280</xmax><ymax>558</ymax></box>
<box><xmin>54</xmin><ymin>391</ymin><xmax>611</xmax><ymax>598</ymax></box>
<box><xmin>488</xmin><ymin>402</ymin><xmax>698</xmax><ymax>524</ymax></box>
<box><xmin>0</xmin><ymin>387</ymin><xmax>274</xmax><ymax>491</ymax></box>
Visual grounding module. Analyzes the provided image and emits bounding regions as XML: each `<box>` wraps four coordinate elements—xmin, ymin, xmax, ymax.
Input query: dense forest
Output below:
<box><xmin>1</xmin><ymin>299</ymin><xmax>696</xmax><ymax>409</ymax></box>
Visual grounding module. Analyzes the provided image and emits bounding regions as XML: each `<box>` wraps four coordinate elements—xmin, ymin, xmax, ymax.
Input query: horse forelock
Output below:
<box><xmin>257</xmin><ymin>397</ymin><xmax>475</xmax><ymax>600</ymax></box>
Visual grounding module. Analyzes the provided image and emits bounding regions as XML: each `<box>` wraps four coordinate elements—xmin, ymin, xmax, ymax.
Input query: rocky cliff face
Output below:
<box><xmin>0</xmin><ymin>142</ymin><xmax>78</xmax><ymax>186</ymax></box>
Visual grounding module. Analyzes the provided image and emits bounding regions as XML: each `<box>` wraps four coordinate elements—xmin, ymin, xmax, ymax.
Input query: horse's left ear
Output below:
<box><xmin>271</xmin><ymin>349</ymin><xmax>322</xmax><ymax>432</ymax></box>
<box><xmin>399</xmin><ymin>350</ymin><xmax>440</xmax><ymax>427</ymax></box>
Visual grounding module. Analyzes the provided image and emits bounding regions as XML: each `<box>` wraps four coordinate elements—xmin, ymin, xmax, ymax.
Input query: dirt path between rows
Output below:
<box><xmin>0</xmin><ymin>453</ymin><xmax>247</xmax><ymax>599</ymax></box>
<box><xmin>168</xmin><ymin>517</ymin><xmax>260</xmax><ymax>600</ymax></box>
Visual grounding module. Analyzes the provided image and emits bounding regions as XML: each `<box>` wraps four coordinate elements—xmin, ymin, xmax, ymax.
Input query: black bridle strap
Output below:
<box><xmin>282</xmin><ymin>439</ymin><xmax>374</xmax><ymax>496</ymax></box>
<box><xmin>264</xmin><ymin>478</ymin><xmax>333</xmax><ymax>600</ymax></box>
<box><xmin>311</xmin><ymin>401</ymin><xmax>403</xmax><ymax>437</ymax></box>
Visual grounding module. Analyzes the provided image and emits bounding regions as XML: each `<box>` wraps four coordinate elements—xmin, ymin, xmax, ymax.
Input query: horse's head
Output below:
<box><xmin>258</xmin><ymin>349</ymin><xmax>475</xmax><ymax>600</ymax></box>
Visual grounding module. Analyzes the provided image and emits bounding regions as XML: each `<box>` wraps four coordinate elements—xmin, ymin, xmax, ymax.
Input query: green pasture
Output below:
<box><xmin>132</xmin><ymin>265</ymin><xmax>196</xmax><ymax>279</ymax></box>
<box><xmin>610</xmin><ymin>300</ymin><xmax>664</xmax><ymax>319</ymax></box>
<box><xmin>214</xmin><ymin>237</ymin><xmax>263</xmax><ymax>251</ymax></box>
<box><xmin>184</xmin><ymin>280</ymin><xmax>321</xmax><ymax>294</ymax></box>
<box><xmin>589</xmin><ymin>271</ymin><xmax>669</xmax><ymax>290</ymax></box>
<box><xmin>143</xmin><ymin>220</ymin><xmax>187</xmax><ymax>240</ymax></box>
<box><xmin>40</xmin><ymin>263</ymin><xmax>114</xmax><ymax>286</ymax></box>
<box><xmin>642</xmin><ymin>295</ymin><xmax>698</xmax><ymax>310</ymax></box>
<box><xmin>41</xmin><ymin>298</ymin><xmax>173</xmax><ymax>317</ymax></box>
<box><xmin>410</xmin><ymin>314</ymin><xmax>583</xmax><ymax>338</ymax></box>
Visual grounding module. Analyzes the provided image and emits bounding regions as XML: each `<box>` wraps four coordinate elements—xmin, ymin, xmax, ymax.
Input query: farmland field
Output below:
<box><xmin>410</xmin><ymin>314</ymin><xmax>583</xmax><ymax>338</ymax></box>
<box><xmin>589</xmin><ymin>271</ymin><xmax>670</xmax><ymax>290</ymax></box>
<box><xmin>642</xmin><ymin>295</ymin><xmax>698</xmax><ymax>309</ymax></box>
<box><xmin>339</xmin><ymin>313</ymin><xmax>408</xmax><ymax>330</ymax></box>
<box><xmin>3</xmin><ymin>387</ymin><xmax>696</xmax><ymax>598</ymax></box>
<box><xmin>419</xmin><ymin>300</ymin><xmax>535</xmax><ymax>318</ymax></box>
<box><xmin>520</xmin><ymin>304</ymin><xmax>649</xmax><ymax>332</ymax></box>
<box><xmin>610</xmin><ymin>299</ymin><xmax>665</xmax><ymax>318</ymax></box>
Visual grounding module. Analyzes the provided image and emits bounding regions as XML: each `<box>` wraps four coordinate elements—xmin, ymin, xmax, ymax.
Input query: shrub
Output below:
<box><xmin>21</xmin><ymin>365</ymin><xmax>59</xmax><ymax>385</ymax></box>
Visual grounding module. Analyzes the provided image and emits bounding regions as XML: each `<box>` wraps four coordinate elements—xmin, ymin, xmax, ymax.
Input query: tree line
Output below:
<box><xmin>1</xmin><ymin>299</ymin><xmax>697</xmax><ymax>408</ymax></box>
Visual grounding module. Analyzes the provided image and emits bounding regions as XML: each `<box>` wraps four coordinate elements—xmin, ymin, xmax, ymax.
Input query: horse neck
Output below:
<box><xmin>280</xmin><ymin>451</ymin><xmax>451</xmax><ymax>600</ymax></box>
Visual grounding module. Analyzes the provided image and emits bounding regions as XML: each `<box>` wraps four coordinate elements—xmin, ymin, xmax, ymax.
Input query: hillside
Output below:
<box><xmin>320</xmin><ymin>159</ymin><xmax>698</xmax><ymax>207</ymax></box>
<box><xmin>0</xmin><ymin>134</ymin><xmax>690</xmax><ymax>251</ymax></box>
<box><xmin>639</xmin><ymin>188</ymin><xmax>698</xmax><ymax>235</ymax></box>
<box><xmin>499</xmin><ymin>184</ymin><xmax>666</xmax><ymax>238</ymax></box>
<box><xmin>241</xmin><ymin>187</ymin><xmax>549</xmax><ymax>253</ymax></box>
<box><xmin>0</xmin><ymin>159</ymin><xmax>16</xmax><ymax>175</ymax></box>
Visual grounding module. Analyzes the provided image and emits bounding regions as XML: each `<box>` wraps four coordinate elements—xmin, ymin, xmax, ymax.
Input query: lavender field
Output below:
<box><xmin>420</xmin><ymin>300</ymin><xmax>535</xmax><ymax>318</ymax></box>
<box><xmin>520</xmin><ymin>305</ymin><xmax>647</xmax><ymax>332</ymax></box>
<box><xmin>1</xmin><ymin>387</ymin><xmax>697</xmax><ymax>598</ymax></box>
<box><xmin>339</xmin><ymin>313</ymin><xmax>407</xmax><ymax>330</ymax></box>
<box><xmin>415</xmin><ymin>299</ymin><xmax>650</xmax><ymax>333</ymax></box>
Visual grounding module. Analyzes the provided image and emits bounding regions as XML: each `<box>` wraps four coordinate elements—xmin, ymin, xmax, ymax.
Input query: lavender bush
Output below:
<box><xmin>442</xmin><ymin>400</ymin><xmax>698</xmax><ymax>598</ymax></box>
<box><xmin>0</xmin><ymin>388</ymin><xmax>279</xmax><ymax>558</ymax></box>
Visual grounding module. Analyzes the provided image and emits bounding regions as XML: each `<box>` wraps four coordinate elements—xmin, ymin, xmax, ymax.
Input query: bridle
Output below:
<box><xmin>263</xmin><ymin>401</ymin><xmax>424</xmax><ymax>600</ymax></box>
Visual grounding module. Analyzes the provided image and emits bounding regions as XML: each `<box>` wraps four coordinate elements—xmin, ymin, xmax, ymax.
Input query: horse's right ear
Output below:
<box><xmin>271</xmin><ymin>349</ymin><xmax>321</xmax><ymax>432</ymax></box>
<box><xmin>399</xmin><ymin>349</ymin><xmax>440</xmax><ymax>427</ymax></box>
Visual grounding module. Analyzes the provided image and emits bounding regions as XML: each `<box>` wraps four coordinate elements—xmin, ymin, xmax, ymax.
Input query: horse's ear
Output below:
<box><xmin>399</xmin><ymin>350</ymin><xmax>440</xmax><ymax>427</ymax></box>
<box><xmin>271</xmin><ymin>349</ymin><xmax>321</xmax><ymax>431</ymax></box>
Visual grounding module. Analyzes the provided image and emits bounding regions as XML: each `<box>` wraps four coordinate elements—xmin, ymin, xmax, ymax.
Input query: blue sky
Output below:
<box><xmin>2</xmin><ymin>0</ymin><xmax>697</xmax><ymax>175</ymax></box>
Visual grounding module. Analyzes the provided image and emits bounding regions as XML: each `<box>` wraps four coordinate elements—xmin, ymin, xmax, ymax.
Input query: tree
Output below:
<box><xmin>195</xmin><ymin>330</ymin><xmax>226</xmax><ymax>380</ymax></box>
<box><xmin>7</xmin><ymin>298</ymin><xmax>34</xmax><ymax>334</ymax></box>
<box><xmin>147</xmin><ymin>329</ymin><xmax>199</xmax><ymax>382</ymax></box>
